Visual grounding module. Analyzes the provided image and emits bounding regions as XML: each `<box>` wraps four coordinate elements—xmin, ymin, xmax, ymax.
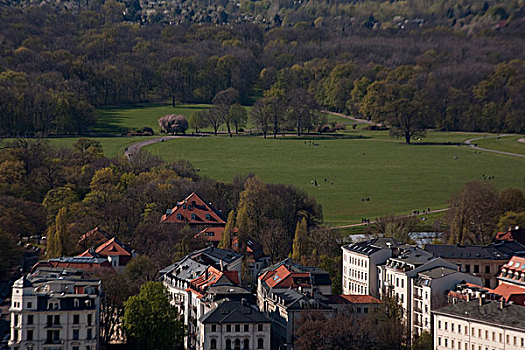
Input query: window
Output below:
<box><xmin>211</xmin><ymin>324</ymin><xmax>216</xmax><ymax>332</ymax></box>
<box><xmin>87</xmin><ymin>328</ymin><xmax>92</xmax><ymax>340</ymax></box>
<box><xmin>191</xmin><ymin>213</ymin><xmax>196</xmax><ymax>220</ymax></box>
<box><xmin>458</xmin><ymin>325</ymin><xmax>461</xmax><ymax>333</ymax></box>
<box><xmin>235</xmin><ymin>324</ymin><xmax>240</xmax><ymax>332</ymax></box>
<box><xmin>227</xmin><ymin>325</ymin><xmax>232</xmax><ymax>332</ymax></box>
<box><xmin>73</xmin><ymin>315</ymin><xmax>80</xmax><ymax>324</ymax></box>
<box><xmin>234</xmin><ymin>339</ymin><xmax>241</xmax><ymax>350</ymax></box>
<box><xmin>465</xmin><ymin>265</ymin><xmax>471</xmax><ymax>273</ymax></box>
<box><xmin>474</xmin><ymin>265</ymin><xmax>480</xmax><ymax>273</ymax></box>
<box><xmin>226</xmin><ymin>340</ymin><xmax>232</xmax><ymax>350</ymax></box>
<box><xmin>472</xmin><ymin>328</ymin><xmax>475</xmax><ymax>337</ymax></box>
<box><xmin>485</xmin><ymin>330</ymin><xmax>488</xmax><ymax>339</ymax></box>
<box><xmin>27</xmin><ymin>330</ymin><xmax>33</xmax><ymax>341</ymax></box>
<box><xmin>54</xmin><ymin>315</ymin><xmax>60</xmax><ymax>325</ymax></box>
<box><xmin>87</xmin><ymin>314</ymin><xmax>92</xmax><ymax>326</ymax></box>
<box><xmin>73</xmin><ymin>329</ymin><xmax>79</xmax><ymax>340</ymax></box>
<box><xmin>211</xmin><ymin>339</ymin><xmax>217</xmax><ymax>349</ymax></box>
<box><xmin>28</xmin><ymin>315</ymin><xmax>33</xmax><ymax>325</ymax></box>
<box><xmin>258</xmin><ymin>324</ymin><xmax>263</xmax><ymax>332</ymax></box>
<box><xmin>27</xmin><ymin>302</ymin><xmax>32</xmax><ymax>308</ymax></box>
<box><xmin>485</xmin><ymin>265</ymin><xmax>490</xmax><ymax>273</ymax></box>
<box><xmin>451</xmin><ymin>340</ymin><xmax>454</xmax><ymax>348</ymax></box>
<box><xmin>206</xmin><ymin>214</ymin><xmax>211</xmax><ymax>220</ymax></box>
<box><xmin>47</xmin><ymin>315</ymin><xmax>53</xmax><ymax>327</ymax></box>
<box><xmin>401</xmin><ymin>279</ymin><xmax>404</xmax><ymax>288</ymax></box>
<box><xmin>438</xmin><ymin>337</ymin><xmax>441</xmax><ymax>346</ymax></box>
<box><xmin>364</xmin><ymin>307</ymin><xmax>368</xmax><ymax>314</ymax></box>
<box><xmin>257</xmin><ymin>338</ymin><xmax>264</xmax><ymax>349</ymax></box>
<box><xmin>438</xmin><ymin>321</ymin><xmax>441</xmax><ymax>329</ymax></box>
<box><xmin>492</xmin><ymin>332</ymin><xmax>495</xmax><ymax>341</ymax></box>
<box><xmin>451</xmin><ymin>323</ymin><xmax>455</xmax><ymax>332</ymax></box>
<box><xmin>445</xmin><ymin>322</ymin><xmax>448</xmax><ymax>331</ymax></box>
<box><xmin>74</xmin><ymin>299</ymin><xmax>79</xmax><ymax>308</ymax></box>
<box><xmin>499</xmin><ymin>333</ymin><xmax>502</xmax><ymax>342</ymax></box>
<box><xmin>73</xmin><ymin>347</ymin><xmax>79</xmax><ymax>350</ymax></box>
<box><xmin>244</xmin><ymin>324</ymin><xmax>249</xmax><ymax>332</ymax></box>
<box><xmin>243</xmin><ymin>339</ymin><xmax>249</xmax><ymax>349</ymax></box>
<box><xmin>445</xmin><ymin>339</ymin><xmax>448</xmax><ymax>347</ymax></box>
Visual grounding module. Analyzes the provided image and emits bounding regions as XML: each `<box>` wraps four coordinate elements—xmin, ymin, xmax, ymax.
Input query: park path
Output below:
<box><xmin>322</xmin><ymin>110</ymin><xmax>381</xmax><ymax>126</ymax></box>
<box><xmin>464</xmin><ymin>134</ymin><xmax>525</xmax><ymax>158</ymax></box>
<box><xmin>124</xmin><ymin>135</ymin><xmax>193</xmax><ymax>159</ymax></box>
<box><xmin>330</xmin><ymin>208</ymin><xmax>449</xmax><ymax>229</ymax></box>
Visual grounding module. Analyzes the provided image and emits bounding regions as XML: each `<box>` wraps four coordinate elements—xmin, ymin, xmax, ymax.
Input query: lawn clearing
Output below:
<box><xmin>145</xmin><ymin>132</ymin><xmax>525</xmax><ymax>226</ymax></box>
<box><xmin>473</xmin><ymin>135</ymin><xmax>525</xmax><ymax>155</ymax></box>
<box><xmin>47</xmin><ymin>137</ymin><xmax>156</xmax><ymax>158</ymax></box>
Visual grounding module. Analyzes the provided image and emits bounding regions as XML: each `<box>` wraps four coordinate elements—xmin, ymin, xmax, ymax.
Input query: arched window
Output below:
<box><xmin>226</xmin><ymin>339</ymin><xmax>231</xmax><ymax>350</ymax></box>
<box><xmin>234</xmin><ymin>339</ymin><xmax>241</xmax><ymax>350</ymax></box>
<box><xmin>257</xmin><ymin>338</ymin><xmax>264</xmax><ymax>349</ymax></box>
<box><xmin>210</xmin><ymin>339</ymin><xmax>217</xmax><ymax>349</ymax></box>
<box><xmin>243</xmin><ymin>339</ymin><xmax>249</xmax><ymax>349</ymax></box>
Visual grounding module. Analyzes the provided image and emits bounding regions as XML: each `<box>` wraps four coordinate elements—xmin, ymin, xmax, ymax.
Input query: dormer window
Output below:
<box><xmin>74</xmin><ymin>299</ymin><xmax>79</xmax><ymax>308</ymax></box>
<box><xmin>177</xmin><ymin>214</ymin><xmax>183</xmax><ymax>220</ymax></box>
<box><xmin>205</xmin><ymin>214</ymin><xmax>211</xmax><ymax>220</ymax></box>
<box><xmin>85</xmin><ymin>300</ymin><xmax>92</xmax><ymax>308</ymax></box>
<box><xmin>183</xmin><ymin>204</ymin><xmax>186</xmax><ymax>209</ymax></box>
<box><xmin>191</xmin><ymin>214</ymin><xmax>196</xmax><ymax>220</ymax></box>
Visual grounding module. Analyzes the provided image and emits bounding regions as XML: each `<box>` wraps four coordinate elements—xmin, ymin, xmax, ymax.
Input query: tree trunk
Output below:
<box><xmin>405</xmin><ymin>131</ymin><xmax>411</xmax><ymax>144</ymax></box>
<box><xmin>172</xmin><ymin>95</ymin><xmax>176</xmax><ymax>107</ymax></box>
<box><xmin>226</xmin><ymin>122</ymin><xmax>231</xmax><ymax>134</ymax></box>
<box><xmin>297</xmin><ymin>117</ymin><xmax>301</xmax><ymax>136</ymax></box>
<box><xmin>214</xmin><ymin>127</ymin><xmax>218</xmax><ymax>136</ymax></box>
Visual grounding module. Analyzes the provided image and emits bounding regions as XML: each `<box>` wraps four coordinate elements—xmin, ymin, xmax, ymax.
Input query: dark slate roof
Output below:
<box><xmin>190</xmin><ymin>246</ymin><xmax>242</xmax><ymax>265</ymax></box>
<box><xmin>391</xmin><ymin>246</ymin><xmax>434</xmax><ymax>266</ymax></box>
<box><xmin>425</xmin><ymin>241</ymin><xmax>525</xmax><ymax>260</ymax></box>
<box><xmin>36</xmin><ymin>295</ymin><xmax>98</xmax><ymax>311</ymax></box>
<box><xmin>418</xmin><ymin>267</ymin><xmax>457</xmax><ymax>279</ymax></box>
<box><xmin>200</xmin><ymin>300</ymin><xmax>270</xmax><ymax>324</ymax></box>
<box><xmin>269</xmin><ymin>289</ymin><xmax>332</xmax><ymax>310</ymax></box>
<box><xmin>342</xmin><ymin>238</ymin><xmax>400</xmax><ymax>256</ymax></box>
<box><xmin>434</xmin><ymin>299</ymin><xmax>525</xmax><ymax>330</ymax></box>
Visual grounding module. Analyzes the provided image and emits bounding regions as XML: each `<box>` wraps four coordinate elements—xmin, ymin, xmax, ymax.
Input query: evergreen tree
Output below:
<box><xmin>54</xmin><ymin>206</ymin><xmax>68</xmax><ymax>257</ymax></box>
<box><xmin>292</xmin><ymin>217</ymin><xmax>308</xmax><ymax>260</ymax></box>
<box><xmin>219</xmin><ymin>210</ymin><xmax>235</xmax><ymax>250</ymax></box>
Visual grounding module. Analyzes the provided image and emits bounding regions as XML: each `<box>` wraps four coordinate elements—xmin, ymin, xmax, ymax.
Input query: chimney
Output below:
<box><xmin>479</xmin><ymin>295</ymin><xmax>484</xmax><ymax>306</ymax></box>
<box><xmin>466</xmin><ymin>293</ymin><xmax>471</xmax><ymax>302</ymax></box>
<box><xmin>219</xmin><ymin>259</ymin><xmax>224</xmax><ymax>271</ymax></box>
<box><xmin>500</xmin><ymin>298</ymin><xmax>505</xmax><ymax>310</ymax></box>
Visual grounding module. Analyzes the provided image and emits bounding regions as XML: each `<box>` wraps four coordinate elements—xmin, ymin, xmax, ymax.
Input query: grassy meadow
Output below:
<box><xmin>11</xmin><ymin>103</ymin><xmax>522</xmax><ymax>226</ymax></box>
<box><xmin>145</xmin><ymin>132</ymin><xmax>525</xmax><ymax>225</ymax></box>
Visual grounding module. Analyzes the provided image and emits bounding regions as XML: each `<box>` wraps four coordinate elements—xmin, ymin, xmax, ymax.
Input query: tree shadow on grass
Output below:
<box><xmin>407</xmin><ymin>142</ymin><xmax>462</xmax><ymax>146</ymax></box>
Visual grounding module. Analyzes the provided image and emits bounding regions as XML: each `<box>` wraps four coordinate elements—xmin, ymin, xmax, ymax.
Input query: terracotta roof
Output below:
<box><xmin>338</xmin><ymin>294</ymin><xmax>381</xmax><ymax>304</ymax></box>
<box><xmin>94</xmin><ymin>237</ymin><xmax>133</xmax><ymax>257</ymax></box>
<box><xmin>194</xmin><ymin>227</ymin><xmax>225</xmax><ymax>243</ymax></box>
<box><xmin>160</xmin><ymin>192</ymin><xmax>227</xmax><ymax>225</ymax></box>
<box><xmin>187</xmin><ymin>265</ymin><xmax>240</xmax><ymax>298</ymax></box>
<box><xmin>78</xmin><ymin>227</ymin><xmax>112</xmax><ymax>246</ymax></box>
<box><xmin>492</xmin><ymin>282</ymin><xmax>525</xmax><ymax>302</ymax></box>
<box><xmin>259</xmin><ymin>258</ymin><xmax>331</xmax><ymax>290</ymax></box>
<box><xmin>494</xmin><ymin>227</ymin><xmax>525</xmax><ymax>245</ymax></box>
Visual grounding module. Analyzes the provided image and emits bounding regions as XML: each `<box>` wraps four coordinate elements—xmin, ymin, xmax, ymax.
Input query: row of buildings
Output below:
<box><xmin>342</xmin><ymin>226</ymin><xmax>525</xmax><ymax>349</ymax></box>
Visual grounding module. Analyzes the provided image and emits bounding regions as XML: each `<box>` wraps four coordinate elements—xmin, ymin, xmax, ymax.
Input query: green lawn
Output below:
<box><xmin>144</xmin><ymin>132</ymin><xmax>525</xmax><ymax>226</ymax></box>
<box><xmin>474</xmin><ymin>135</ymin><xmax>525</xmax><ymax>155</ymax></box>
<box><xmin>94</xmin><ymin>103</ymin><xmax>211</xmax><ymax>134</ymax></box>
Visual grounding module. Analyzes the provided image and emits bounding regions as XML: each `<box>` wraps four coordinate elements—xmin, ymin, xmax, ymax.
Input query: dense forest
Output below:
<box><xmin>0</xmin><ymin>0</ymin><xmax>524</xmax><ymax>136</ymax></box>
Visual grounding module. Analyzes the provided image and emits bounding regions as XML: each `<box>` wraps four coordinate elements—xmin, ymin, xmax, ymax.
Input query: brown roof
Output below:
<box><xmin>161</xmin><ymin>192</ymin><xmax>226</xmax><ymax>226</ymax></box>
<box><xmin>78</xmin><ymin>227</ymin><xmax>112</xmax><ymax>246</ymax></box>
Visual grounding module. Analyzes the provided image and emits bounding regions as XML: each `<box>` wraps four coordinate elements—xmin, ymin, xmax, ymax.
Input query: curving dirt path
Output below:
<box><xmin>322</xmin><ymin>110</ymin><xmax>381</xmax><ymax>126</ymax></box>
<box><xmin>124</xmin><ymin>135</ymin><xmax>193</xmax><ymax>159</ymax></box>
<box><xmin>464</xmin><ymin>134</ymin><xmax>525</xmax><ymax>158</ymax></box>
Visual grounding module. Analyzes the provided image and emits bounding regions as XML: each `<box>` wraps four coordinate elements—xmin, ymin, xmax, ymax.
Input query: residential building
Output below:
<box><xmin>8</xmin><ymin>271</ymin><xmax>101</xmax><ymax>350</ymax></box>
<box><xmin>494</xmin><ymin>226</ymin><xmax>525</xmax><ymax>246</ymax></box>
<box><xmin>259</xmin><ymin>288</ymin><xmax>334</xmax><ymax>350</ymax></box>
<box><xmin>433</xmin><ymin>298</ymin><xmax>525</xmax><ymax>350</ymax></box>
<box><xmin>78</xmin><ymin>227</ymin><xmax>112</xmax><ymax>249</ymax></box>
<box><xmin>30</xmin><ymin>257</ymin><xmax>113</xmax><ymax>274</ymax></box>
<box><xmin>412</xmin><ymin>266</ymin><xmax>482</xmax><ymax>336</ymax></box>
<box><xmin>257</xmin><ymin>258</ymin><xmax>331</xmax><ymax>309</ymax></box>
<box><xmin>324</xmin><ymin>294</ymin><xmax>381</xmax><ymax>316</ymax></box>
<box><xmin>197</xmin><ymin>300</ymin><xmax>271</xmax><ymax>350</ymax></box>
<box><xmin>231</xmin><ymin>237</ymin><xmax>270</xmax><ymax>282</ymax></box>
<box><xmin>341</xmin><ymin>238</ymin><xmax>401</xmax><ymax>297</ymax></box>
<box><xmin>160</xmin><ymin>246</ymin><xmax>242</xmax><ymax>321</ymax></box>
<box><xmin>493</xmin><ymin>255</ymin><xmax>525</xmax><ymax>305</ymax></box>
<box><xmin>77</xmin><ymin>237</ymin><xmax>135</xmax><ymax>271</ymax></box>
<box><xmin>161</xmin><ymin>192</ymin><xmax>227</xmax><ymax>230</ymax></box>
<box><xmin>425</xmin><ymin>241</ymin><xmax>525</xmax><ymax>289</ymax></box>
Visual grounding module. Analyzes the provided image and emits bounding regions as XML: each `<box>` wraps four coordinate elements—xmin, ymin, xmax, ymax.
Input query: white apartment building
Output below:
<box><xmin>341</xmin><ymin>238</ymin><xmax>400</xmax><ymax>297</ymax></box>
<box><xmin>412</xmin><ymin>267</ymin><xmax>482</xmax><ymax>337</ymax></box>
<box><xmin>433</xmin><ymin>298</ymin><xmax>525</xmax><ymax>350</ymax></box>
<box><xmin>8</xmin><ymin>272</ymin><xmax>101</xmax><ymax>350</ymax></box>
<box><xmin>198</xmin><ymin>300</ymin><xmax>271</xmax><ymax>350</ymax></box>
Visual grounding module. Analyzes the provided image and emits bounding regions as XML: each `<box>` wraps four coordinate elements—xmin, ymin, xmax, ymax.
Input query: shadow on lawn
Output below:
<box><xmin>408</xmin><ymin>141</ymin><xmax>462</xmax><ymax>146</ymax></box>
<box><xmin>280</xmin><ymin>134</ymin><xmax>371</xmax><ymax>140</ymax></box>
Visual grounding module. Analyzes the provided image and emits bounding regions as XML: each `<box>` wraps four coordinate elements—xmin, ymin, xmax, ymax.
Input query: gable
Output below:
<box><xmin>161</xmin><ymin>192</ymin><xmax>227</xmax><ymax>225</ymax></box>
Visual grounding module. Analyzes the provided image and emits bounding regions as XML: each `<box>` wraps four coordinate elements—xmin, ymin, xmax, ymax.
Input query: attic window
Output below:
<box><xmin>74</xmin><ymin>299</ymin><xmax>80</xmax><ymax>308</ymax></box>
<box><xmin>177</xmin><ymin>214</ymin><xmax>183</xmax><ymax>220</ymax></box>
<box><xmin>183</xmin><ymin>204</ymin><xmax>186</xmax><ymax>209</ymax></box>
<box><xmin>191</xmin><ymin>214</ymin><xmax>196</xmax><ymax>220</ymax></box>
<box><xmin>205</xmin><ymin>214</ymin><xmax>211</xmax><ymax>220</ymax></box>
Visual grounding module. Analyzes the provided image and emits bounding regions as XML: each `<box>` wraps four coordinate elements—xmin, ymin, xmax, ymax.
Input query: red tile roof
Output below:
<box><xmin>94</xmin><ymin>237</ymin><xmax>133</xmax><ymax>257</ymax></box>
<box><xmin>338</xmin><ymin>294</ymin><xmax>381</xmax><ymax>304</ymax></box>
<box><xmin>187</xmin><ymin>266</ymin><xmax>239</xmax><ymax>297</ymax></box>
<box><xmin>194</xmin><ymin>227</ymin><xmax>225</xmax><ymax>243</ymax></box>
<box><xmin>492</xmin><ymin>282</ymin><xmax>525</xmax><ymax>302</ymax></box>
<box><xmin>161</xmin><ymin>192</ymin><xmax>226</xmax><ymax>225</ymax></box>
<box><xmin>78</xmin><ymin>227</ymin><xmax>112</xmax><ymax>246</ymax></box>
